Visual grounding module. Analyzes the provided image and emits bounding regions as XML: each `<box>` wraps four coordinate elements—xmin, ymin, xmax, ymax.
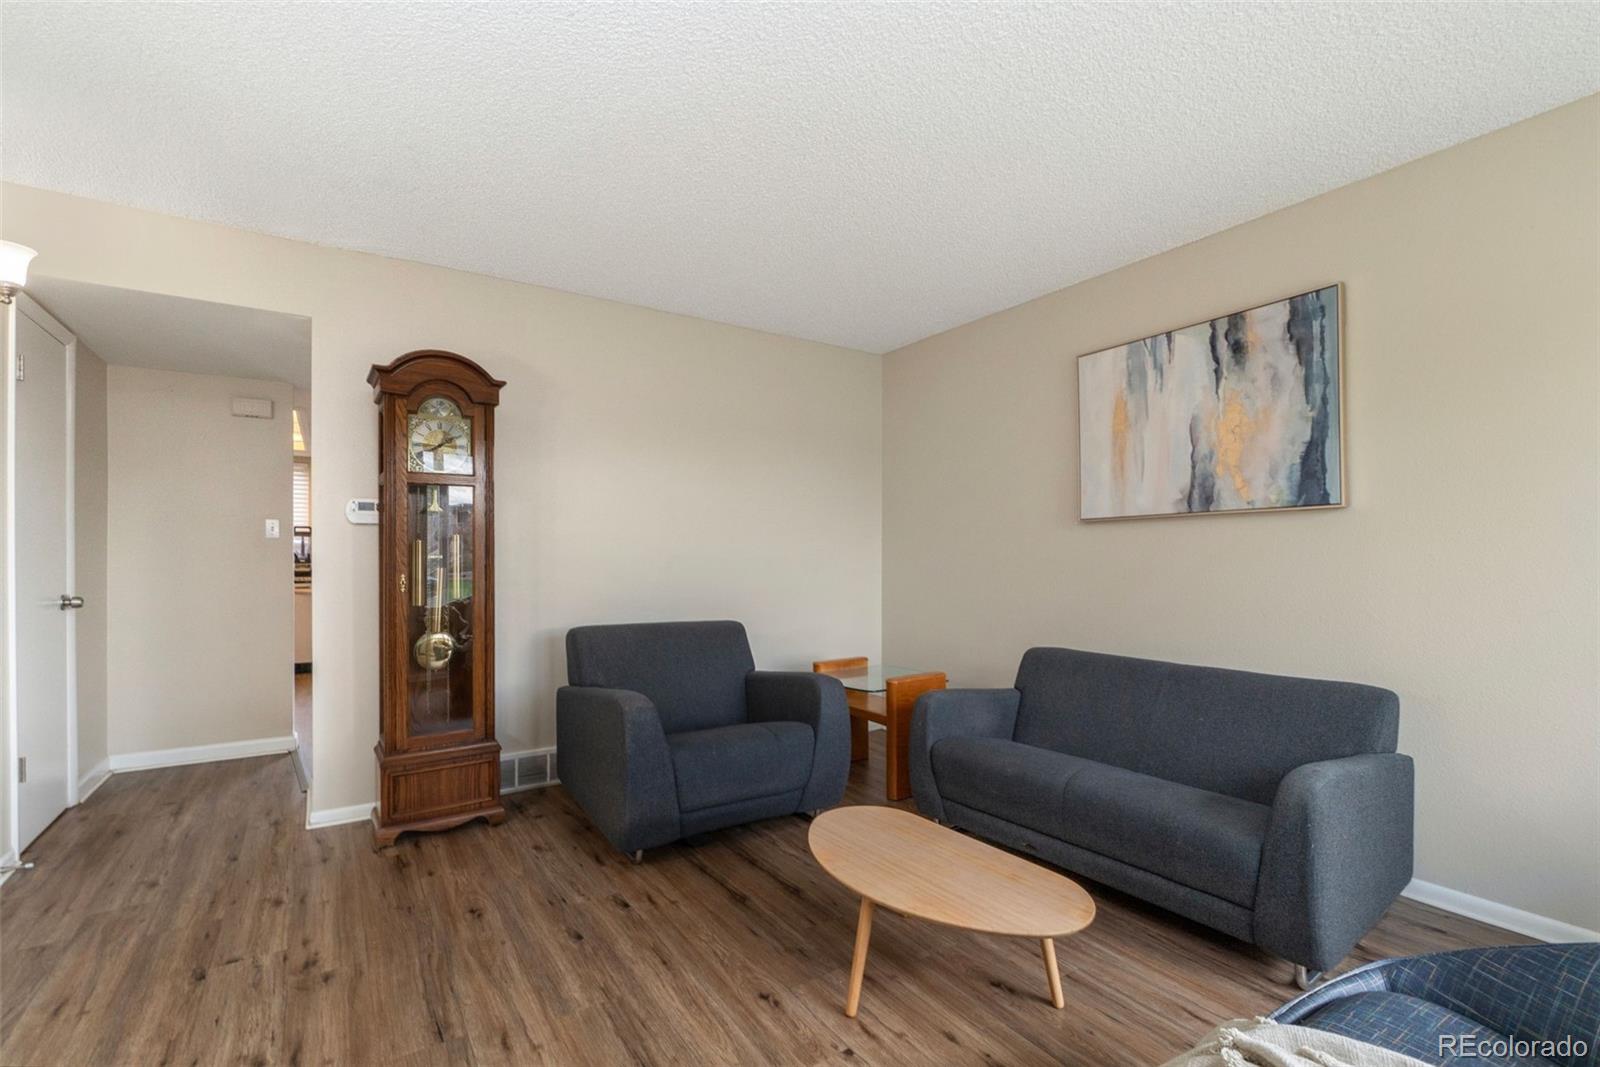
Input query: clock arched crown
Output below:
<box><xmin>368</xmin><ymin>350</ymin><xmax>506</xmax><ymax>407</ymax></box>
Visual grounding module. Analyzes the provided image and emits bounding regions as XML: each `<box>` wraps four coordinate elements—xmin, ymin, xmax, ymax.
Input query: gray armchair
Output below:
<box><xmin>556</xmin><ymin>621</ymin><xmax>850</xmax><ymax>857</ymax></box>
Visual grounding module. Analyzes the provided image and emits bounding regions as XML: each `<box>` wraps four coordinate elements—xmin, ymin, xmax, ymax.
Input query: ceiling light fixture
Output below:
<box><xmin>0</xmin><ymin>241</ymin><xmax>39</xmax><ymax>304</ymax></box>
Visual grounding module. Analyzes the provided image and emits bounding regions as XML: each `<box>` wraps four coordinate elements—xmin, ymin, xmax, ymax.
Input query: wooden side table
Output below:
<box><xmin>813</xmin><ymin>658</ymin><xmax>946</xmax><ymax>801</ymax></box>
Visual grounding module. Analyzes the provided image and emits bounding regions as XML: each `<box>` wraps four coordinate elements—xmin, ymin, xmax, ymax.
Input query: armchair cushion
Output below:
<box><xmin>930</xmin><ymin>737</ymin><xmax>1093</xmax><ymax>839</ymax></box>
<box><xmin>746</xmin><ymin>671</ymin><xmax>851</xmax><ymax>812</ymax></box>
<box><xmin>666</xmin><ymin>722</ymin><xmax>814</xmax><ymax>813</ymax></box>
<box><xmin>1061</xmin><ymin>763</ymin><xmax>1271</xmax><ymax>908</ymax></box>
<box><xmin>566</xmin><ymin>621</ymin><xmax>755</xmax><ymax>733</ymax></box>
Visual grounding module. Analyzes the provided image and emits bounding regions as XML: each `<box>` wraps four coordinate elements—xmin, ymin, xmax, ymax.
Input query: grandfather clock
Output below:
<box><xmin>368</xmin><ymin>350</ymin><xmax>506</xmax><ymax>846</ymax></box>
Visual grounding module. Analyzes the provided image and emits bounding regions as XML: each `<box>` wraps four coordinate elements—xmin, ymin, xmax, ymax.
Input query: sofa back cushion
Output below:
<box><xmin>566</xmin><ymin>621</ymin><xmax>755</xmax><ymax>734</ymax></box>
<box><xmin>1011</xmin><ymin>647</ymin><xmax>1399</xmax><ymax>805</ymax></box>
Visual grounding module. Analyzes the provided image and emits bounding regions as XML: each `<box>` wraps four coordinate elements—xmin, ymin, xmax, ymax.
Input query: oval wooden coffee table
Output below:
<box><xmin>809</xmin><ymin>805</ymin><xmax>1096</xmax><ymax>1018</ymax></box>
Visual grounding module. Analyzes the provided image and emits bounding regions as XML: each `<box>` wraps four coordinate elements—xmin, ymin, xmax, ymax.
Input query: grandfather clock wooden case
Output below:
<box><xmin>369</xmin><ymin>351</ymin><xmax>506</xmax><ymax>846</ymax></box>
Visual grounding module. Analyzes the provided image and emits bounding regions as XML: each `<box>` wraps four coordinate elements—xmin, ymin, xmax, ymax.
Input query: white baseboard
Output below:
<box><xmin>1403</xmin><ymin>878</ymin><xmax>1600</xmax><ymax>944</ymax></box>
<box><xmin>0</xmin><ymin>849</ymin><xmax>17</xmax><ymax>886</ymax></box>
<box><xmin>109</xmin><ymin>735</ymin><xmax>298</xmax><ymax>773</ymax></box>
<box><xmin>305</xmin><ymin>802</ymin><xmax>374</xmax><ymax>830</ymax></box>
<box><xmin>77</xmin><ymin>758</ymin><xmax>111</xmax><ymax>802</ymax></box>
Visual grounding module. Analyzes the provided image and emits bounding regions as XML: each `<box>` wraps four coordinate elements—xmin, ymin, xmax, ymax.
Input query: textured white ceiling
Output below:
<box><xmin>3</xmin><ymin>2</ymin><xmax>1596</xmax><ymax>353</ymax></box>
<box><xmin>27</xmin><ymin>277</ymin><xmax>312</xmax><ymax>389</ymax></box>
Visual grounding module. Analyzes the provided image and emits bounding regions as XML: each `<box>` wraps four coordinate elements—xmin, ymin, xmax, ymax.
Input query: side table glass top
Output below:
<box><xmin>821</xmin><ymin>664</ymin><xmax>931</xmax><ymax>693</ymax></box>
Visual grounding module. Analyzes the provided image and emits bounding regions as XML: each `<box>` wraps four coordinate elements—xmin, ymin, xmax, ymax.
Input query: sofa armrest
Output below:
<box><xmin>555</xmin><ymin>686</ymin><xmax>680</xmax><ymax>853</ymax></box>
<box><xmin>746</xmin><ymin>671</ymin><xmax>850</xmax><ymax>811</ymax></box>
<box><xmin>907</xmin><ymin>688</ymin><xmax>1021</xmax><ymax>821</ymax></box>
<box><xmin>1254</xmin><ymin>753</ymin><xmax>1414</xmax><ymax>972</ymax></box>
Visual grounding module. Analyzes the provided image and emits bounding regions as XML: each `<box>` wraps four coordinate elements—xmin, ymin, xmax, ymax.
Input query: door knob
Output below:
<box><xmin>58</xmin><ymin>595</ymin><xmax>84</xmax><ymax>610</ymax></box>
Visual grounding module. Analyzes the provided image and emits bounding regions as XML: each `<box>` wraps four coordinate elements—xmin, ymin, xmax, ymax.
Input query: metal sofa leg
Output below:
<box><xmin>1295</xmin><ymin>965</ymin><xmax>1323</xmax><ymax>990</ymax></box>
<box><xmin>631</xmin><ymin>850</ymin><xmax>643</xmax><ymax>864</ymax></box>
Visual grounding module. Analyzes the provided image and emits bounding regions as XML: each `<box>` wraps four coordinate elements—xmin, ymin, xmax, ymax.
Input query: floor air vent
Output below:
<box><xmin>500</xmin><ymin>748</ymin><xmax>557</xmax><ymax>795</ymax></box>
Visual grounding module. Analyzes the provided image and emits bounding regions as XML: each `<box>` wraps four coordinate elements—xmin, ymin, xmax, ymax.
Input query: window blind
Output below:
<box><xmin>293</xmin><ymin>459</ymin><xmax>311</xmax><ymax>527</ymax></box>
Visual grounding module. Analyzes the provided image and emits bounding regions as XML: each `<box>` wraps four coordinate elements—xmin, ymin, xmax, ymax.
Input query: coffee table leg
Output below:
<box><xmin>1041</xmin><ymin>937</ymin><xmax>1064</xmax><ymax>1009</ymax></box>
<box><xmin>844</xmin><ymin>898</ymin><xmax>875</xmax><ymax>1018</ymax></box>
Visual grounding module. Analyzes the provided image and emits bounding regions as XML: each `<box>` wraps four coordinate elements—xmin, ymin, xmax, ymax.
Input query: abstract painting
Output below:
<box><xmin>1078</xmin><ymin>285</ymin><xmax>1342</xmax><ymax>520</ymax></box>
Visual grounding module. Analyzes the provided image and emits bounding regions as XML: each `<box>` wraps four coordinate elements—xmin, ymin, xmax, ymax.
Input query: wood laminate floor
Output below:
<box><xmin>1</xmin><ymin>735</ymin><xmax>1528</xmax><ymax>1066</ymax></box>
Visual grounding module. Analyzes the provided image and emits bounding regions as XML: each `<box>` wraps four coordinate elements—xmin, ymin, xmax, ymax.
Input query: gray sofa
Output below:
<box><xmin>909</xmin><ymin>647</ymin><xmax>1413</xmax><ymax>977</ymax></box>
<box><xmin>556</xmin><ymin>621</ymin><xmax>850</xmax><ymax>856</ymax></box>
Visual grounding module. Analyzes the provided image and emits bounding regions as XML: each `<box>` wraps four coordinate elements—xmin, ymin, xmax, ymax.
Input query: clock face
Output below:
<box><xmin>407</xmin><ymin>396</ymin><xmax>473</xmax><ymax>474</ymax></box>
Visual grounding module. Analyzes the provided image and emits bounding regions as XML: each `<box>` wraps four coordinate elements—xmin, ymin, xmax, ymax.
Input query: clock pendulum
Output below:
<box><xmin>412</xmin><ymin>487</ymin><xmax>456</xmax><ymax>675</ymax></box>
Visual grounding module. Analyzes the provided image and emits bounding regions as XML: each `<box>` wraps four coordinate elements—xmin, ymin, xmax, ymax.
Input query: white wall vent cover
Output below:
<box><xmin>230</xmin><ymin>396</ymin><xmax>275</xmax><ymax>419</ymax></box>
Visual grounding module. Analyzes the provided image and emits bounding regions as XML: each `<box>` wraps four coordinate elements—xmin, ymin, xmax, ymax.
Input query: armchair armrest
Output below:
<box><xmin>1254</xmin><ymin>752</ymin><xmax>1414</xmax><ymax>972</ymax></box>
<box><xmin>555</xmin><ymin>686</ymin><xmax>680</xmax><ymax>854</ymax></box>
<box><xmin>746</xmin><ymin>671</ymin><xmax>850</xmax><ymax>811</ymax></box>
<box><xmin>907</xmin><ymin>688</ymin><xmax>1021</xmax><ymax>821</ymax></box>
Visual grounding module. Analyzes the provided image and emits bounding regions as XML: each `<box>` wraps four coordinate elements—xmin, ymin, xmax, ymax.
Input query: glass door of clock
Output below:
<box><xmin>404</xmin><ymin>482</ymin><xmax>476</xmax><ymax>739</ymax></box>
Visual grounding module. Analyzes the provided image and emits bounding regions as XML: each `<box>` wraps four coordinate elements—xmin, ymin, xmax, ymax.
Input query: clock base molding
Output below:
<box><xmin>373</xmin><ymin>738</ymin><xmax>505</xmax><ymax>846</ymax></box>
<box><xmin>303</xmin><ymin>744</ymin><xmax>555</xmax><ymax>831</ymax></box>
<box><xmin>372</xmin><ymin>804</ymin><xmax>507</xmax><ymax>847</ymax></box>
<box><xmin>108</xmin><ymin>735</ymin><xmax>298</xmax><ymax>774</ymax></box>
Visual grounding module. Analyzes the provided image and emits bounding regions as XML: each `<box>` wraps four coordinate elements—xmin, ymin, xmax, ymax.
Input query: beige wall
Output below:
<box><xmin>74</xmin><ymin>344</ymin><xmax>108</xmax><ymax>776</ymax></box>
<box><xmin>0</xmin><ymin>185</ymin><xmax>883</xmax><ymax>816</ymax></box>
<box><xmin>106</xmin><ymin>366</ymin><xmax>293</xmax><ymax>754</ymax></box>
<box><xmin>883</xmin><ymin>97</ymin><xmax>1600</xmax><ymax>930</ymax></box>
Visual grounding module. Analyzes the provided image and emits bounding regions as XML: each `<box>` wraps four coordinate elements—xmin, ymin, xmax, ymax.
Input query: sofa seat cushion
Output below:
<box><xmin>930</xmin><ymin>737</ymin><xmax>1096</xmax><ymax>839</ymax></box>
<box><xmin>1060</xmin><ymin>763</ymin><xmax>1271</xmax><ymax>907</ymax></box>
<box><xmin>1301</xmin><ymin>992</ymin><xmax>1545</xmax><ymax>1066</ymax></box>
<box><xmin>666</xmin><ymin>721</ymin><xmax>813</xmax><ymax>813</ymax></box>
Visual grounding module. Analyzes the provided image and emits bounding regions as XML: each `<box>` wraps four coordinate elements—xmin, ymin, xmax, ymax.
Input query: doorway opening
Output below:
<box><xmin>292</xmin><ymin>401</ymin><xmax>312</xmax><ymax>786</ymax></box>
<box><xmin>3</xmin><ymin>278</ymin><xmax>313</xmax><ymax>868</ymax></box>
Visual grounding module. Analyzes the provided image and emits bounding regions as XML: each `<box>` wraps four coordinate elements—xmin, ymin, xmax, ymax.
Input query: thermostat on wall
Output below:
<box><xmin>346</xmin><ymin>498</ymin><xmax>380</xmax><ymax>524</ymax></box>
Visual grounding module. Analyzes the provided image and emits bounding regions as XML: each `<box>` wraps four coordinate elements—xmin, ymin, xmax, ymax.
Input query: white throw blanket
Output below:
<box><xmin>1160</xmin><ymin>1018</ymin><xmax>1432</xmax><ymax>1067</ymax></box>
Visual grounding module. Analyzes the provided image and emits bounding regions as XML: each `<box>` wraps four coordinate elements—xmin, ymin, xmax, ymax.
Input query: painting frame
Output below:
<box><xmin>1076</xmin><ymin>282</ymin><xmax>1347</xmax><ymax>523</ymax></box>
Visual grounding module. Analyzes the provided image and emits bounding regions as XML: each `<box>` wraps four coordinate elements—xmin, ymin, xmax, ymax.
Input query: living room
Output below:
<box><xmin>1</xmin><ymin>4</ymin><xmax>1596</xmax><ymax>1065</ymax></box>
